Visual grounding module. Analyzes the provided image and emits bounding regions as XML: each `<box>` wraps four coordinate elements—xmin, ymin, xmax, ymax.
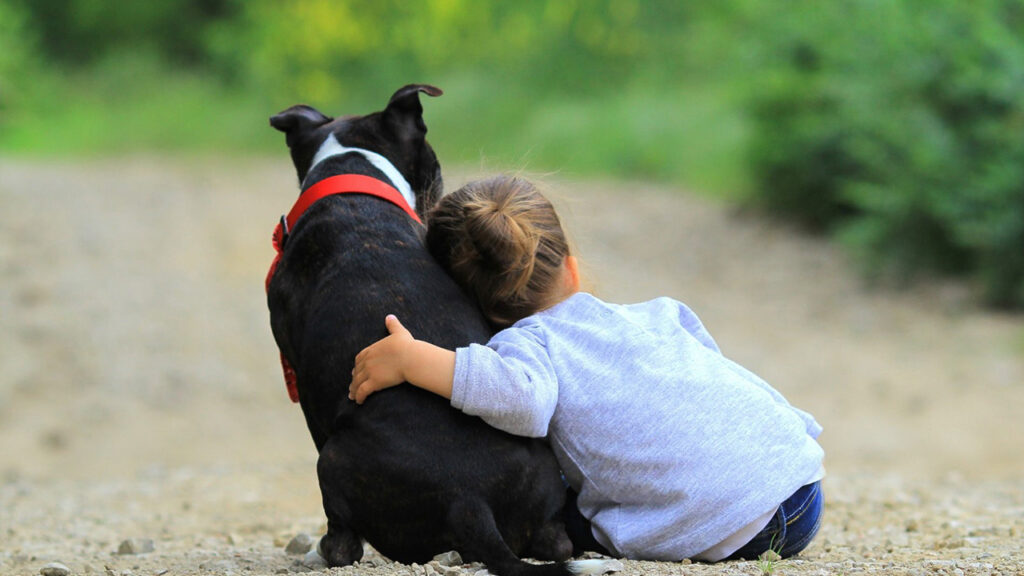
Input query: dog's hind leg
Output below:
<box><xmin>526</xmin><ymin>519</ymin><xmax>573</xmax><ymax>562</ymax></box>
<box><xmin>315</xmin><ymin>440</ymin><xmax>364</xmax><ymax>567</ymax></box>
<box><xmin>447</xmin><ymin>498</ymin><xmax>622</xmax><ymax>576</ymax></box>
<box><xmin>446</xmin><ymin>498</ymin><xmax>550</xmax><ymax>576</ymax></box>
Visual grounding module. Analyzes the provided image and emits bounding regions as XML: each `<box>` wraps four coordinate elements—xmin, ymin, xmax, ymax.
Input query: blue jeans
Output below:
<box><xmin>726</xmin><ymin>481</ymin><xmax>824</xmax><ymax>560</ymax></box>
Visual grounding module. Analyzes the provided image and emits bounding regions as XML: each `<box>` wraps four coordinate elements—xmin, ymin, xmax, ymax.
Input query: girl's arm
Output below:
<box><xmin>349</xmin><ymin>315</ymin><xmax>455</xmax><ymax>404</ymax></box>
<box><xmin>352</xmin><ymin>315</ymin><xmax>558</xmax><ymax>437</ymax></box>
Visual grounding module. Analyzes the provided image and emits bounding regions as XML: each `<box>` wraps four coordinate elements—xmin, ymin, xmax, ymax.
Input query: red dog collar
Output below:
<box><xmin>266</xmin><ymin>174</ymin><xmax>422</xmax><ymax>402</ymax></box>
<box><xmin>283</xmin><ymin>173</ymin><xmax>422</xmax><ymax>235</ymax></box>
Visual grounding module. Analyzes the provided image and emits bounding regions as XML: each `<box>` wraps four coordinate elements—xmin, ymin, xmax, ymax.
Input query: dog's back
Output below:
<box><xmin>266</xmin><ymin>86</ymin><xmax>613</xmax><ymax>576</ymax></box>
<box><xmin>270</xmin><ymin>183</ymin><xmax>564</xmax><ymax>564</ymax></box>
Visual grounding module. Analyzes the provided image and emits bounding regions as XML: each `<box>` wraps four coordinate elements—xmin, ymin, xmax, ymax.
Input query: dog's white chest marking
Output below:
<box><xmin>304</xmin><ymin>134</ymin><xmax>417</xmax><ymax>212</ymax></box>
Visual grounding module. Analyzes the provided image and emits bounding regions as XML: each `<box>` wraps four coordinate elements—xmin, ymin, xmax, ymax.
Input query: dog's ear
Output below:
<box><xmin>270</xmin><ymin>105</ymin><xmax>332</xmax><ymax>135</ymax></box>
<box><xmin>383</xmin><ymin>84</ymin><xmax>443</xmax><ymax>139</ymax></box>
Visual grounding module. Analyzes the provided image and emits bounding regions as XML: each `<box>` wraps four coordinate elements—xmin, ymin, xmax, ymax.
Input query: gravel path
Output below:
<box><xmin>1</xmin><ymin>157</ymin><xmax>1022</xmax><ymax>576</ymax></box>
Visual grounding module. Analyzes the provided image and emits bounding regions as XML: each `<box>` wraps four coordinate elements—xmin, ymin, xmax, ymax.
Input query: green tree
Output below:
<box><xmin>748</xmin><ymin>0</ymin><xmax>1024</xmax><ymax>308</ymax></box>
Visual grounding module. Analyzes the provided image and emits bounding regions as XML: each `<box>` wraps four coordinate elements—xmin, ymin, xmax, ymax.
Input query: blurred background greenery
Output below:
<box><xmin>1</xmin><ymin>0</ymin><xmax>1023</xmax><ymax>309</ymax></box>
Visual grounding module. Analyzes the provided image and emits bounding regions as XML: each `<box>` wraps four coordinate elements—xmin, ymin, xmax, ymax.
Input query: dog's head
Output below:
<box><xmin>270</xmin><ymin>84</ymin><xmax>444</xmax><ymax>217</ymax></box>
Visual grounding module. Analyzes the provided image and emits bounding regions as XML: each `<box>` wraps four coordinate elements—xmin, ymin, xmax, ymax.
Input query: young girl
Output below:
<box><xmin>349</xmin><ymin>176</ymin><xmax>825</xmax><ymax>562</ymax></box>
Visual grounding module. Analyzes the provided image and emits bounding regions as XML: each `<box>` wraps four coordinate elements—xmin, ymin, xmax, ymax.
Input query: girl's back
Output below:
<box><xmin>452</xmin><ymin>291</ymin><xmax>824</xmax><ymax>560</ymax></box>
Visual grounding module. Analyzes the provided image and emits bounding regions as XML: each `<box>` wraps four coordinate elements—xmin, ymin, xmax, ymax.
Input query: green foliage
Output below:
<box><xmin>19</xmin><ymin>0</ymin><xmax>235</xmax><ymax>65</ymax></box>
<box><xmin>0</xmin><ymin>49</ymin><xmax>268</xmax><ymax>155</ymax></box>
<box><xmin>2</xmin><ymin>0</ymin><xmax>750</xmax><ymax>194</ymax></box>
<box><xmin>747</xmin><ymin>0</ymin><xmax>1024</xmax><ymax>308</ymax></box>
<box><xmin>0</xmin><ymin>0</ymin><xmax>37</xmax><ymax>120</ymax></box>
<box><xmin>5</xmin><ymin>0</ymin><xmax>1024</xmax><ymax>308</ymax></box>
<box><xmin>0</xmin><ymin>0</ymin><xmax>260</xmax><ymax>154</ymax></box>
<box><xmin>207</xmin><ymin>0</ymin><xmax>691</xmax><ymax>105</ymax></box>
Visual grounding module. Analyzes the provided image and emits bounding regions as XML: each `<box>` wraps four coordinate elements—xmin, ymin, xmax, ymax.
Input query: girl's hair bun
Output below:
<box><xmin>426</xmin><ymin>176</ymin><xmax>569</xmax><ymax>328</ymax></box>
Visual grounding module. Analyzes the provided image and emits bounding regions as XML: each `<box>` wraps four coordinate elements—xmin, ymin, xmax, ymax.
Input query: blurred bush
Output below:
<box><xmin>0</xmin><ymin>0</ymin><xmax>752</xmax><ymax>188</ymax></box>
<box><xmin>2</xmin><ymin>0</ymin><xmax>1023</xmax><ymax>308</ymax></box>
<box><xmin>748</xmin><ymin>0</ymin><xmax>1024</xmax><ymax>308</ymax></box>
<box><xmin>19</xmin><ymin>0</ymin><xmax>234</xmax><ymax>65</ymax></box>
<box><xmin>0</xmin><ymin>0</ymin><xmax>37</xmax><ymax>120</ymax></box>
<box><xmin>205</xmin><ymin>0</ymin><xmax>661</xmax><ymax>104</ymax></box>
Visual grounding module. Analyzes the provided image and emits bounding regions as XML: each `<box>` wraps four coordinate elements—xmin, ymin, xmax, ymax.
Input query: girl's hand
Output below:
<box><xmin>349</xmin><ymin>315</ymin><xmax>413</xmax><ymax>404</ymax></box>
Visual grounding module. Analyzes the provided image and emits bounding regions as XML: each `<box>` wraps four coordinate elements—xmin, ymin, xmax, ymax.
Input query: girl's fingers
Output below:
<box><xmin>385</xmin><ymin>314</ymin><xmax>412</xmax><ymax>338</ymax></box>
<box><xmin>355</xmin><ymin>381</ymin><xmax>375</xmax><ymax>404</ymax></box>
<box><xmin>349</xmin><ymin>365</ymin><xmax>367</xmax><ymax>399</ymax></box>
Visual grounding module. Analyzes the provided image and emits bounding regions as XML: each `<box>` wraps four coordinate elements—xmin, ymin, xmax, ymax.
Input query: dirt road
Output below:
<box><xmin>2</xmin><ymin>157</ymin><xmax>1022</xmax><ymax>575</ymax></box>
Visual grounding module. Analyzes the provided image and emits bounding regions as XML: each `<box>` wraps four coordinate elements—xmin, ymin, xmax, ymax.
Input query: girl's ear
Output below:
<box><xmin>564</xmin><ymin>255</ymin><xmax>581</xmax><ymax>294</ymax></box>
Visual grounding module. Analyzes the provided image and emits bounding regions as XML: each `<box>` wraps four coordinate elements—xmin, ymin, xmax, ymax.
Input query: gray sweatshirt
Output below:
<box><xmin>451</xmin><ymin>292</ymin><xmax>824</xmax><ymax>561</ymax></box>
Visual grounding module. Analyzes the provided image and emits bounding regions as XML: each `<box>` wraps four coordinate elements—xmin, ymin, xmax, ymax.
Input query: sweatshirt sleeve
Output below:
<box><xmin>672</xmin><ymin>299</ymin><xmax>722</xmax><ymax>353</ymax></box>
<box><xmin>450</xmin><ymin>327</ymin><xmax>559</xmax><ymax>438</ymax></box>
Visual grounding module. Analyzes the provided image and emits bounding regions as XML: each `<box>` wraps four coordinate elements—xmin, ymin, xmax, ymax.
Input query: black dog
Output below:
<box><xmin>267</xmin><ymin>85</ymin><xmax>613</xmax><ymax>576</ymax></box>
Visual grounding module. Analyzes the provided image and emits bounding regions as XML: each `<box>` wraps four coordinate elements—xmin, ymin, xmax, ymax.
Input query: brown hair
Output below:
<box><xmin>426</xmin><ymin>175</ymin><xmax>571</xmax><ymax>328</ymax></box>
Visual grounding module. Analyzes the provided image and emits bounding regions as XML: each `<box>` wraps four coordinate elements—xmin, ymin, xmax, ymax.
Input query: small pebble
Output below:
<box><xmin>116</xmin><ymin>539</ymin><xmax>154</xmax><ymax>555</ymax></box>
<box><xmin>358</xmin><ymin>557</ymin><xmax>385</xmax><ymax>568</ymax></box>
<box><xmin>301</xmin><ymin>548</ymin><xmax>326</xmax><ymax>569</ymax></box>
<box><xmin>40</xmin><ymin>562</ymin><xmax>71</xmax><ymax>576</ymax></box>
<box><xmin>199</xmin><ymin>560</ymin><xmax>236</xmax><ymax>573</ymax></box>
<box><xmin>758</xmin><ymin>550</ymin><xmax>781</xmax><ymax>562</ymax></box>
<box><xmin>285</xmin><ymin>532</ymin><xmax>316</xmax><ymax>555</ymax></box>
<box><xmin>432</xmin><ymin>551</ymin><xmax>463</xmax><ymax>567</ymax></box>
